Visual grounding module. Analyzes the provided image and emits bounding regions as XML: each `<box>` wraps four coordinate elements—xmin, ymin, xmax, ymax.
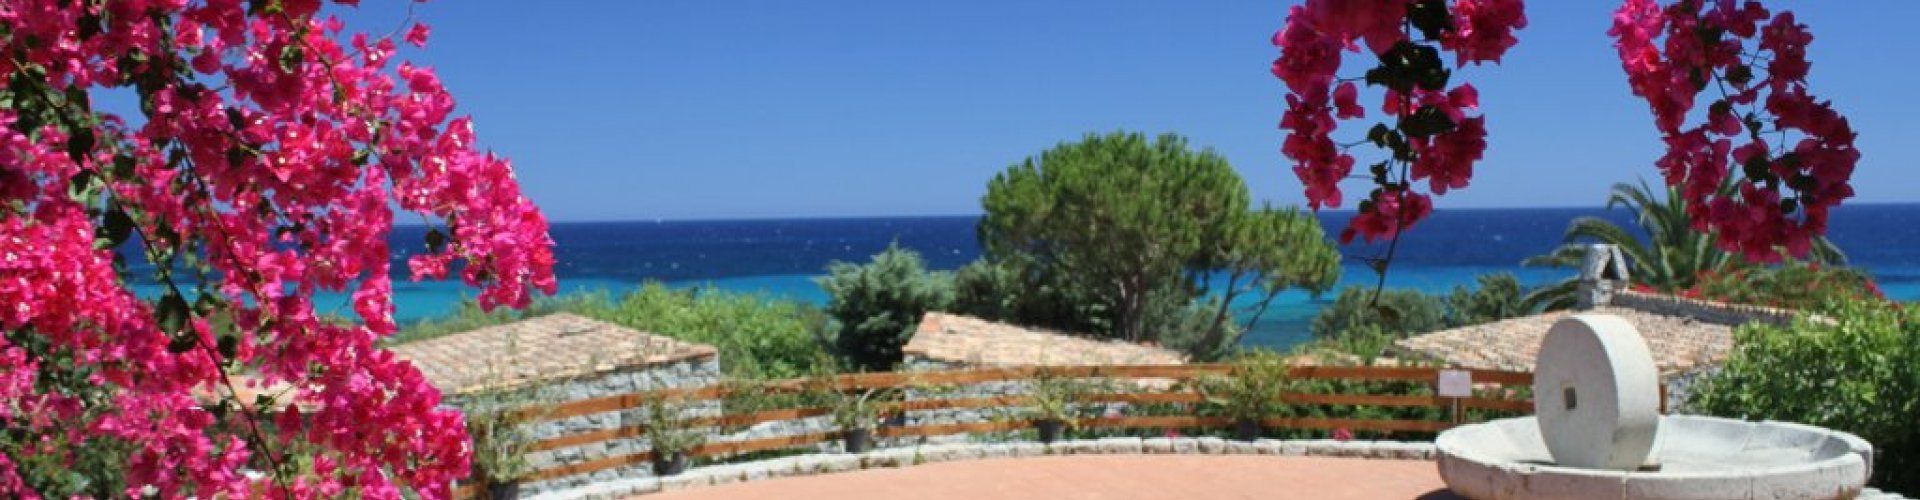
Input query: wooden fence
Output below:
<box><xmin>461</xmin><ymin>364</ymin><xmax>1537</xmax><ymax>497</ymax></box>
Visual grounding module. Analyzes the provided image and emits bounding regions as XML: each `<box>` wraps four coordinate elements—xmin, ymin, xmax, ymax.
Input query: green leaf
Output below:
<box><xmin>1726</xmin><ymin>64</ymin><xmax>1754</xmax><ymax>88</ymax></box>
<box><xmin>98</xmin><ymin>202</ymin><xmax>134</xmax><ymax>249</ymax></box>
<box><xmin>278</xmin><ymin>44</ymin><xmax>303</xmax><ymax>73</ymax></box>
<box><xmin>194</xmin><ymin>292</ymin><xmax>222</xmax><ymax>316</ymax></box>
<box><xmin>157</xmin><ymin>290</ymin><xmax>191</xmax><ymax>337</ymax></box>
<box><xmin>1407</xmin><ymin>0</ymin><xmax>1453</xmax><ymax>41</ymax></box>
<box><xmin>65</xmin><ymin>126</ymin><xmax>94</xmax><ymax>165</ymax></box>
<box><xmin>1398</xmin><ymin>105</ymin><xmax>1456</xmax><ymax>138</ymax></box>
<box><xmin>1365</xmin><ymin>41</ymin><xmax>1449</xmax><ymax>93</ymax></box>
<box><xmin>217</xmin><ymin>334</ymin><xmax>238</xmax><ymax>361</ymax></box>
<box><xmin>425</xmin><ymin>228</ymin><xmax>448</xmax><ymax>253</ymax></box>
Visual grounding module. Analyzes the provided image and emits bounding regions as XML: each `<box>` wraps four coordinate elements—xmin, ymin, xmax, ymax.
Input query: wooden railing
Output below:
<box><xmin>463</xmin><ymin>363</ymin><xmax>1535</xmax><ymax>496</ymax></box>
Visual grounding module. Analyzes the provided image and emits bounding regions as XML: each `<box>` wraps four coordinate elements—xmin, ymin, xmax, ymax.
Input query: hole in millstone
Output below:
<box><xmin>1564</xmin><ymin>387</ymin><xmax>1578</xmax><ymax>412</ymax></box>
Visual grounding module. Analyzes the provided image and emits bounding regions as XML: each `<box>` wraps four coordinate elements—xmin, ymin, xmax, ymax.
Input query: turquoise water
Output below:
<box><xmin>126</xmin><ymin>205</ymin><xmax>1920</xmax><ymax>351</ymax></box>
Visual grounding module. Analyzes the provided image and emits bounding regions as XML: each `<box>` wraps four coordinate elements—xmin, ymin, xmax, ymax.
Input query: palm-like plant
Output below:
<box><xmin>1520</xmin><ymin>180</ymin><xmax>1845</xmax><ymax>311</ymax></box>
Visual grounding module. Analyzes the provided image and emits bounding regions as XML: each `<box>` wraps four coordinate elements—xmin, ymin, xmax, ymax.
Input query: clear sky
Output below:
<box><xmin>333</xmin><ymin>1</ymin><xmax>1917</xmax><ymax>222</ymax></box>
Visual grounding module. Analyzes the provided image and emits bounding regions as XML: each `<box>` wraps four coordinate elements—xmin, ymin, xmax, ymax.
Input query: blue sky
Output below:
<box><xmin>333</xmin><ymin>1</ymin><xmax>1916</xmax><ymax>221</ymax></box>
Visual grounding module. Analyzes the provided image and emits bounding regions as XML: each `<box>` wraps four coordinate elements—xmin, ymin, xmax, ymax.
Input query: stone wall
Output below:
<box><xmin>485</xmin><ymin>355</ymin><xmax>723</xmax><ymax>497</ymax></box>
<box><xmin>896</xmin><ymin>357</ymin><xmax>1028</xmax><ymax>445</ymax></box>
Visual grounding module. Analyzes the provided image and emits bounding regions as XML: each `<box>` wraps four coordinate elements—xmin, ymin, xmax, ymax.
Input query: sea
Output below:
<box><xmin>136</xmin><ymin>204</ymin><xmax>1920</xmax><ymax>351</ymax></box>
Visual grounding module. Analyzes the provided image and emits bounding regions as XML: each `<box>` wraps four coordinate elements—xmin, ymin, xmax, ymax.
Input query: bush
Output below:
<box><xmin>1687</xmin><ymin>262</ymin><xmax>1884</xmax><ymax>311</ymax></box>
<box><xmin>1198</xmin><ymin>349</ymin><xmax>1297</xmax><ymax>422</ymax></box>
<box><xmin>950</xmin><ymin>256</ymin><xmax>1109</xmax><ymax>338</ymax></box>
<box><xmin>463</xmin><ymin>391</ymin><xmax>539</xmax><ymax>487</ymax></box>
<box><xmin>817</xmin><ymin>245</ymin><xmax>954</xmax><ymax>371</ymax></box>
<box><xmin>1310</xmin><ymin>286</ymin><xmax>1448</xmax><ymax>340</ymax></box>
<box><xmin>1145</xmin><ymin>291</ymin><xmax>1241</xmax><ymax>361</ymax></box>
<box><xmin>1689</xmin><ymin>298</ymin><xmax>1920</xmax><ymax>494</ymax></box>
<box><xmin>1310</xmin><ymin>275</ymin><xmax>1537</xmax><ymax>361</ymax></box>
<box><xmin>1443</xmin><ymin>273</ymin><xmax>1533</xmax><ymax>327</ymax></box>
<box><xmin>393</xmin><ymin>283</ymin><xmax>835</xmax><ymax>380</ymax></box>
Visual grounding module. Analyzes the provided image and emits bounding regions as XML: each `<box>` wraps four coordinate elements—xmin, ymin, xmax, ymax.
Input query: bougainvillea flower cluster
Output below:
<box><xmin>1272</xmin><ymin>0</ymin><xmax>1526</xmax><ymax>245</ymax></box>
<box><xmin>1</xmin><ymin>0</ymin><xmax>555</xmax><ymax>498</ymax></box>
<box><xmin>1610</xmin><ymin>0</ymin><xmax>1858</xmax><ymax>262</ymax></box>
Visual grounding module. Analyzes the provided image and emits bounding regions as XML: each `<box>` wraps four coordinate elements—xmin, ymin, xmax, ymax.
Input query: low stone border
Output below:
<box><xmin>530</xmin><ymin>437</ymin><xmax>1440</xmax><ymax>499</ymax></box>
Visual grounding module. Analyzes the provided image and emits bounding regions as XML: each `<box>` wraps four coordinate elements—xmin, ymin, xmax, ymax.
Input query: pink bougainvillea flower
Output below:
<box><xmin>0</xmin><ymin>1</ymin><xmax>556</xmax><ymax>498</ymax></box>
<box><xmin>1609</xmin><ymin>0</ymin><xmax>1856</xmax><ymax>261</ymax></box>
<box><xmin>1273</xmin><ymin>0</ymin><xmax>1522</xmax><ymax>244</ymax></box>
<box><xmin>1332</xmin><ymin>428</ymin><xmax>1355</xmax><ymax>442</ymax></box>
<box><xmin>406</xmin><ymin>22</ymin><xmax>433</xmax><ymax>48</ymax></box>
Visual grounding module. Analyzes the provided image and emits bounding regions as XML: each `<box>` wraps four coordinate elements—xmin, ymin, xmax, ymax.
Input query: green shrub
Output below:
<box><xmin>1310</xmin><ymin>286</ymin><xmax>1447</xmax><ymax>340</ymax></box>
<box><xmin>1145</xmin><ymin>291</ymin><xmax>1240</xmax><ymax>361</ymax></box>
<box><xmin>817</xmin><ymin>245</ymin><xmax>954</xmax><ymax>371</ymax></box>
<box><xmin>1198</xmin><ymin>349</ymin><xmax>1297</xmax><ymax>421</ymax></box>
<box><xmin>463</xmin><ymin>390</ymin><xmax>539</xmax><ymax>487</ymax></box>
<box><xmin>949</xmin><ymin>256</ymin><xmax>1108</xmax><ymax>337</ymax></box>
<box><xmin>1310</xmin><ymin>275</ymin><xmax>1537</xmax><ymax>361</ymax></box>
<box><xmin>1443</xmin><ymin>273</ymin><xmax>1533</xmax><ymax>327</ymax></box>
<box><xmin>1690</xmin><ymin>261</ymin><xmax>1883</xmax><ymax>311</ymax></box>
<box><xmin>1689</xmin><ymin>298</ymin><xmax>1920</xmax><ymax>494</ymax></box>
<box><xmin>643</xmin><ymin>395</ymin><xmax>707</xmax><ymax>459</ymax></box>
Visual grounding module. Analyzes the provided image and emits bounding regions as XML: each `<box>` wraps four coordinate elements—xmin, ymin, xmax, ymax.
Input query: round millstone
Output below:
<box><xmin>1532</xmin><ymin>313</ymin><xmax>1661</xmax><ymax>470</ymax></box>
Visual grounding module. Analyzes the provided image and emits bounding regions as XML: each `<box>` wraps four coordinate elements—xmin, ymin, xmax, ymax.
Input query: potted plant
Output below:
<box><xmin>831</xmin><ymin>388</ymin><xmax>884</xmax><ymax>453</ymax></box>
<box><xmin>465</xmin><ymin>392</ymin><xmax>536</xmax><ymax>499</ymax></box>
<box><xmin>644</xmin><ymin>395</ymin><xmax>706</xmax><ymax>477</ymax></box>
<box><xmin>1026</xmin><ymin>372</ymin><xmax>1082</xmax><ymax>444</ymax></box>
<box><xmin>1199</xmin><ymin>350</ymin><xmax>1293</xmax><ymax>442</ymax></box>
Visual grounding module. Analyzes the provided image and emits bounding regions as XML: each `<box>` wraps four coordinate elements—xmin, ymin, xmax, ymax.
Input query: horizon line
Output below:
<box><xmin>517</xmin><ymin>200</ymin><xmax>1920</xmax><ymax>226</ymax></box>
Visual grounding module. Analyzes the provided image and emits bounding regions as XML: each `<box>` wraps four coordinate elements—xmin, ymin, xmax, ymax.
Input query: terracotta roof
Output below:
<box><xmin>388</xmin><ymin>313</ymin><xmax>716</xmax><ymax>395</ymax></box>
<box><xmin>903</xmin><ymin>312</ymin><xmax>1186</xmax><ymax>367</ymax></box>
<box><xmin>1391</xmin><ymin>307</ymin><xmax>1735</xmax><ymax>375</ymax></box>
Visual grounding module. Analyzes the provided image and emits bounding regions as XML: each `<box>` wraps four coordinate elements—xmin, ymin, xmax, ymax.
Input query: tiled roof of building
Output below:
<box><xmin>903</xmin><ymin>312</ymin><xmax>1186</xmax><ymax>367</ymax></box>
<box><xmin>1392</xmin><ymin>306</ymin><xmax>1736</xmax><ymax>375</ymax></box>
<box><xmin>388</xmin><ymin>313</ymin><xmax>716</xmax><ymax>395</ymax></box>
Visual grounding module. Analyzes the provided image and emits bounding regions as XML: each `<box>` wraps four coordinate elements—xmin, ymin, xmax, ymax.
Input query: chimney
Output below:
<box><xmin>1576</xmin><ymin>244</ymin><xmax>1630</xmax><ymax>310</ymax></box>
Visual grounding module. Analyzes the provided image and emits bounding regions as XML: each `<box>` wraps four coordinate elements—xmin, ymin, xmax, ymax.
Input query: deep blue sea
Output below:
<box><xmin>138</xmin><ymin>204</ymin><xmax>1920</xmax><ymax>350</ymax></box>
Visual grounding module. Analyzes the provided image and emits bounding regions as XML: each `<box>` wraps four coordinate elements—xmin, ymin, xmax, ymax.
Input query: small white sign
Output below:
<box><xmin>1437</xmin><ymin>369</ymin><xmax>1474</xmax><ymax>398</ymax></box>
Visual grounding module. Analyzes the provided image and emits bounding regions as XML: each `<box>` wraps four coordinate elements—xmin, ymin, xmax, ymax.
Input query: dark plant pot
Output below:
<box><xmin>1035</xmin><ymin>419</ymin><xmax>1066</xmax><ymax>444</ymax></box>
<box><xmin>1233</xmin><ymin>418</ymin><xmax>1262</xmax><ymax>442</ymax></box>
<box><xmin>651</xmin><ymin>451</ymin><xmax>688</xmax><ymax>477</ymax></box>
<box><xmin>485</xmin><ymin>481</ymin><xmax>520</xmax><ymax>500</ymax></box>
<box><xmin>843</xmin><ymin>427</ymin><xmax>873</xmax><ymax>453</ymax></box>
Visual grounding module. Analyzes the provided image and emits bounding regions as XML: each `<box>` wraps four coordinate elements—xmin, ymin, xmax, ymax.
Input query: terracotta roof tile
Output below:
<box><xmin>903</xmin><ymin>312</ymin><xmax>1186</xmax><ymax>367</ymax></box>
<box><xmin>1391</xmin><ymin>307</ymin><xmax>1735</xmax><ymax>375</ymax></box>
<box><xmin>388</xmin><ymin>313</ymin><xmax>715</xmax><ymax>395</ymax></box>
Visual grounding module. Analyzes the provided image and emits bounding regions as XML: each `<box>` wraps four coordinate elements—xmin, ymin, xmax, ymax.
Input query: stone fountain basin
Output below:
<box><xmin>1437</xmin><ymin>415</ymin><xmax>1872</xmax><ymax>500</ymax></box>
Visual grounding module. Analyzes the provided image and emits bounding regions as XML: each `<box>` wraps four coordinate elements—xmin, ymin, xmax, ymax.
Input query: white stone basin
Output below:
<box><xmin>1437</xmin><ymin>415</ymin><xmax>1873</xmax><ymax>500</ymax></box>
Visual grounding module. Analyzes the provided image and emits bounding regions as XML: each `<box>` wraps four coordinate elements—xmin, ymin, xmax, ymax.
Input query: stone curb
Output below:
<box><xmin>530</xmin><ymin>438</ymin><xmax>1439</xmax><ymax>499</ymax></box>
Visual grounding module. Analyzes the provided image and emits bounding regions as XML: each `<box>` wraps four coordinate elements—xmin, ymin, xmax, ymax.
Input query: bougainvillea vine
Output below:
<box><xmin>1271</xmin><ymin>0</ymin><xmax>1526</xmax><ymax>282</ymax></box>
<box><xmin>1</xmin><ymin>0</ymin><xmax>555</xmax><ymax>498</ymax></box>
<box><xmin>1610</xmin><ymin>0</ymin><xmax>1858</xmax><ymax>262</ymax></box>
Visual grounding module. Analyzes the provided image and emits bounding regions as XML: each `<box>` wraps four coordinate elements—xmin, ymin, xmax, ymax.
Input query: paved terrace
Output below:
<box><xmin>643</xmin><ymin>455</ymin><xmax>1453</xmax><ymax>500</ymax></box>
